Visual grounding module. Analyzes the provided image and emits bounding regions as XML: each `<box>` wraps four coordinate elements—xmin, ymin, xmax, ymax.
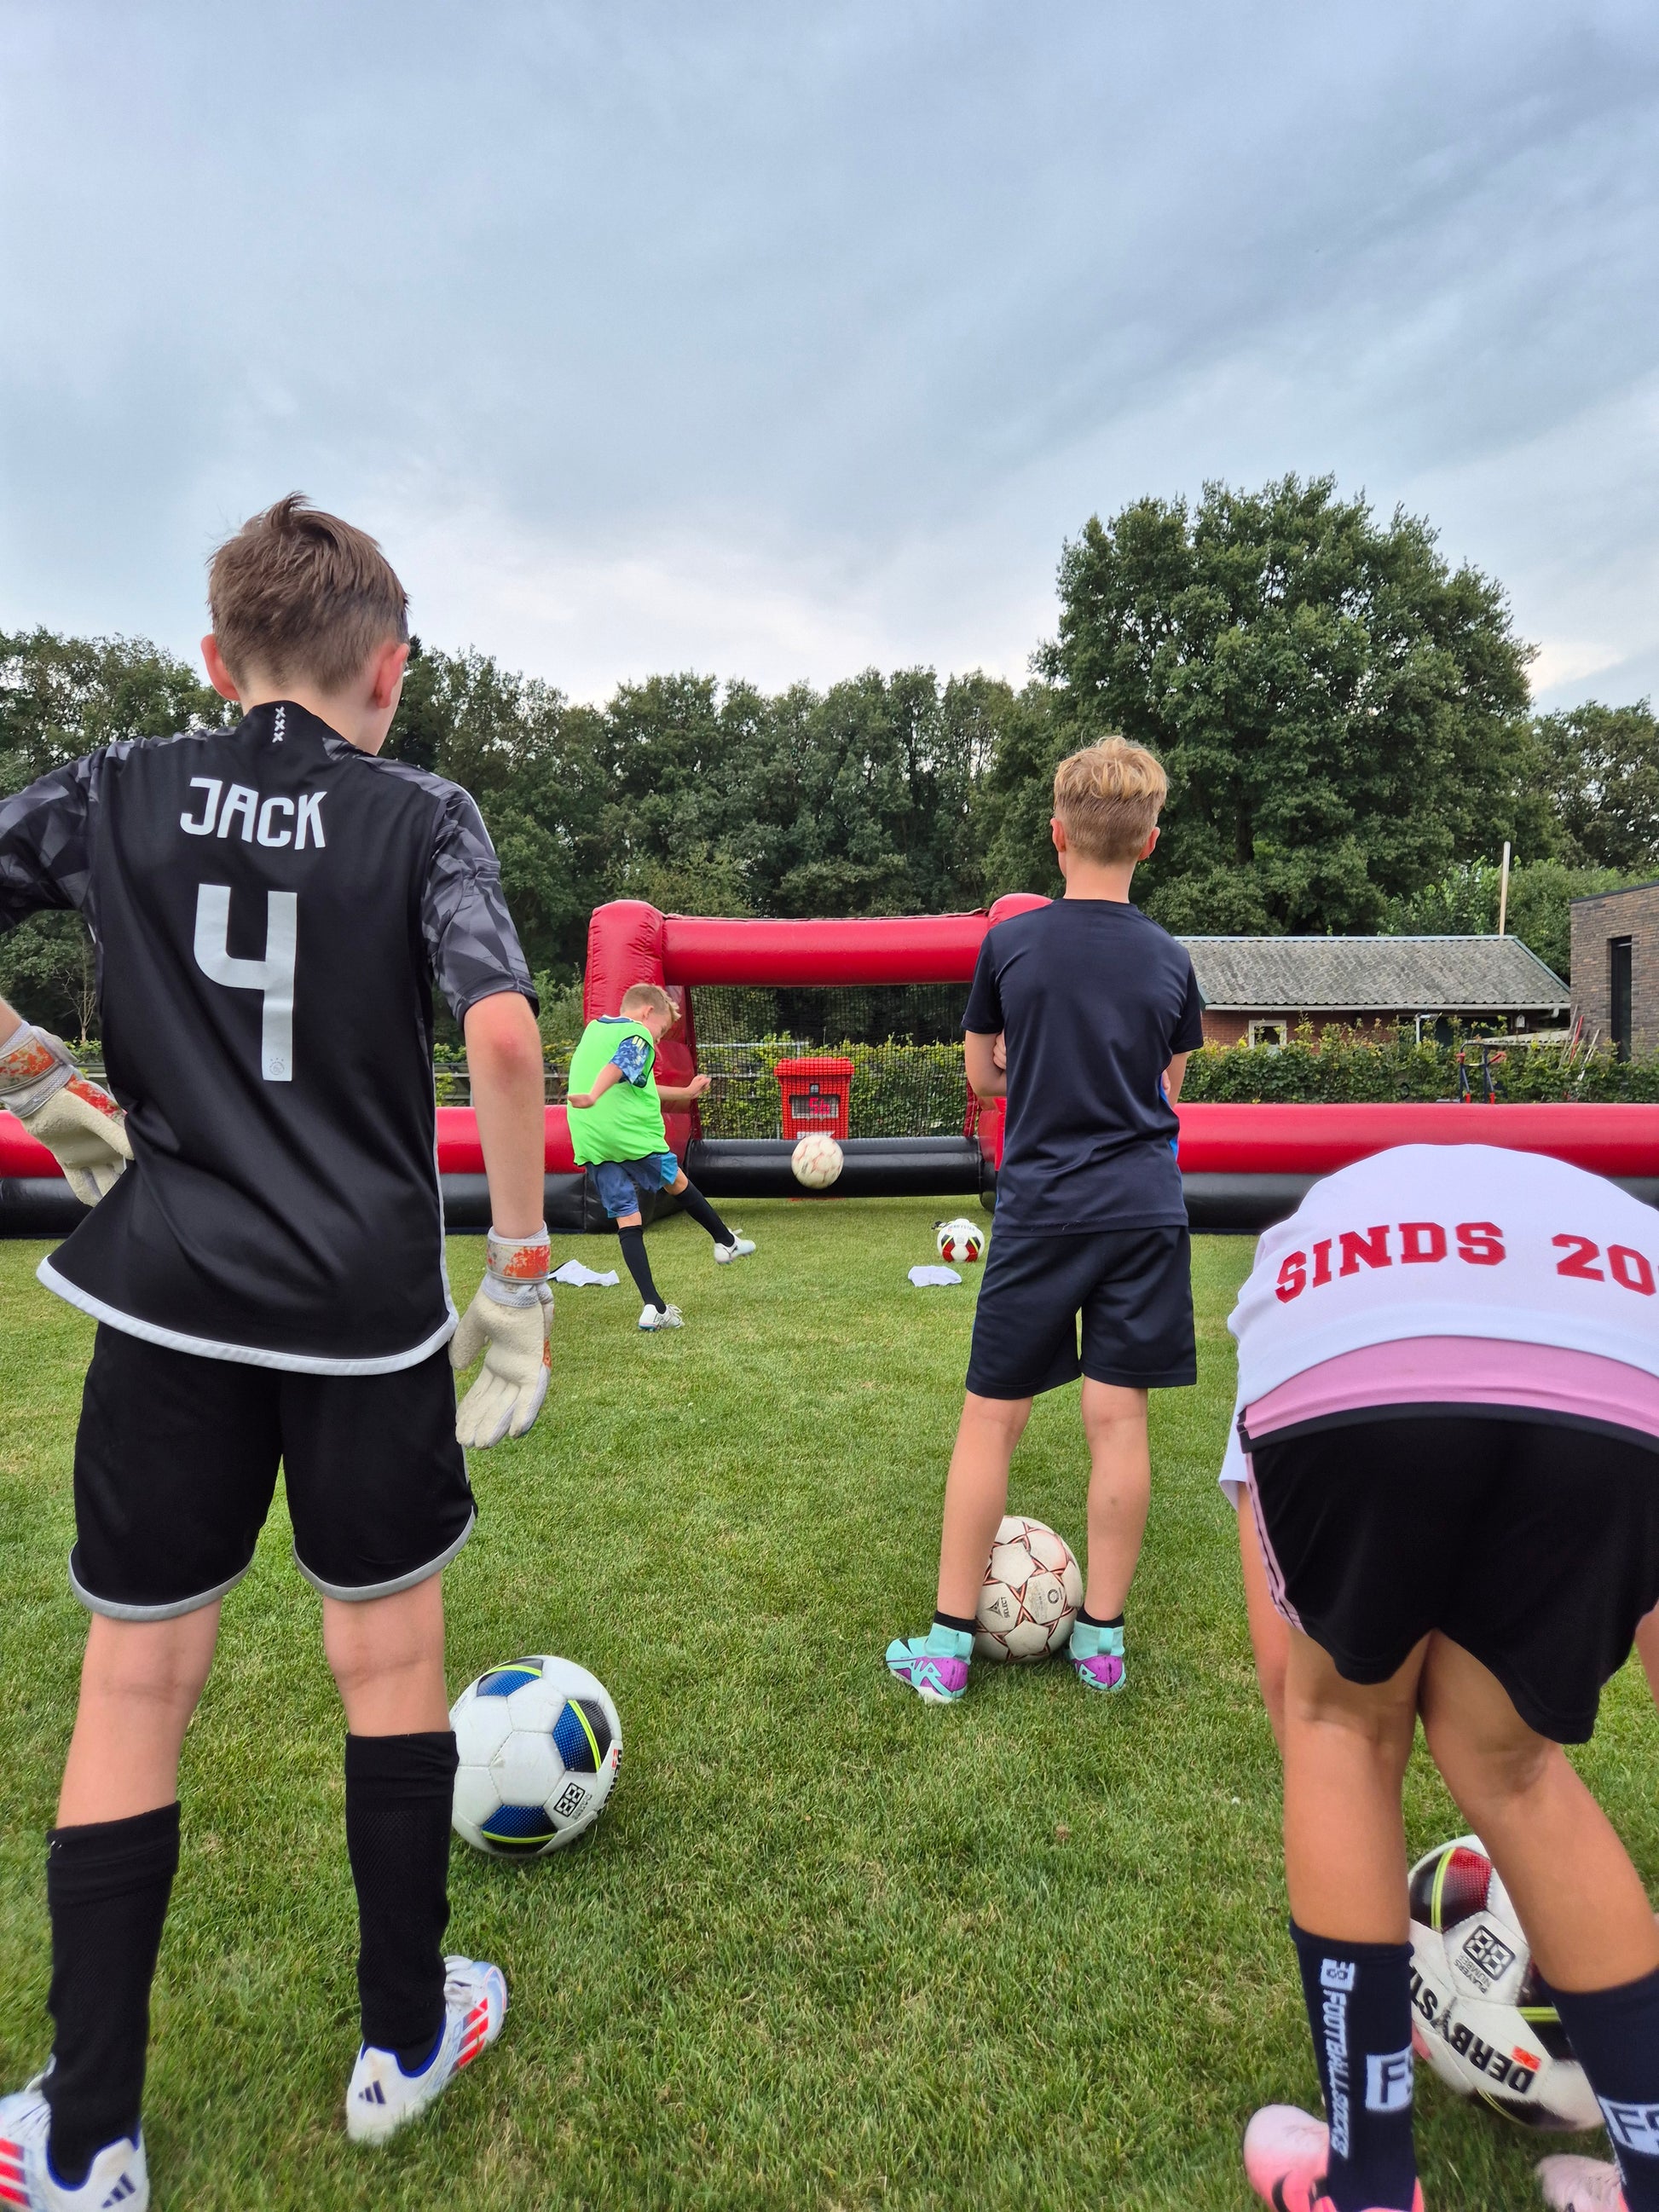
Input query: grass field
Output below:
<box><xmin>2</xmin><ymin>1200</ymin><xmax>1656</xmax><ymax>2209</ymax></box>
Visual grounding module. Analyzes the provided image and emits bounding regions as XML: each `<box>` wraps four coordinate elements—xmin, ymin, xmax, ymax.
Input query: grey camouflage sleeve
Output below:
<box><xmin>420</xmin><ymin>786</ymin><xmax>538</xmax><ymax>1021</ymax></box>
<box><xmin>0</xmin><ymin>756</ymin><xmax>98</xmax><ymax>929</ymax></box>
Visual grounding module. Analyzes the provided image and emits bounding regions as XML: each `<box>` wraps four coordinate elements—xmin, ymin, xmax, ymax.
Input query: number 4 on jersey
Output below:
<box><xmin>194</xmin><ymin>884</ymin><xmax>298</xmax><ymax>1082</ymax></box>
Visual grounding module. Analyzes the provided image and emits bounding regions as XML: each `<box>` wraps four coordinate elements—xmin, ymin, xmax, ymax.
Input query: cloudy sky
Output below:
<box><xmin>2</xmin><ymin>0</ymin><xmax>1656</xmax><ymax>708</ymax></box>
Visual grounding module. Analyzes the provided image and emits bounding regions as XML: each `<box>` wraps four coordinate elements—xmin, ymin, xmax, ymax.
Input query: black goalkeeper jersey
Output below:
<box><xmin>0</xmin><ymin>701</ymin><xmax>535</xmax><ymax>1371</ymax></box>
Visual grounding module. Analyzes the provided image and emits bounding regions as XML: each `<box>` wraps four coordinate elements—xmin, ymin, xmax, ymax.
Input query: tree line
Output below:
<box><xmin>3</xmin><ymin>472</ymin><xmax>1656</xmax><ymax>1038</ymax></box>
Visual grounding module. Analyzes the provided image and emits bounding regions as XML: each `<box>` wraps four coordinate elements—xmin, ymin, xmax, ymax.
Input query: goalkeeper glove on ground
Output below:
<box><xmin>0</xmin><ymin>1021</ymin><xmax>131</xmax><ymax>1206</ymax></box>
<box><xmin>451</xmin><ymin>1226</ymin><xmax>553</xmax><ymax>1447</ymax></box>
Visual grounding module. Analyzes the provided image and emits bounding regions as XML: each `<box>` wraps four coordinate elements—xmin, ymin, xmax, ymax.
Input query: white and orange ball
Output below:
<box><xmin>935</xmin><ymin>1216</ymin><xmax>985</xmax><ymax>1263</ymax></box>
<box><xmin>791</xmin><ymin>1134</ymin><xmax>844</xmax><ymax>1189</ymax></box>
<box><xmin>974</xmin><ymin>1516</ymin><xmax>1083</xmax><ymax>1663</ymax></box>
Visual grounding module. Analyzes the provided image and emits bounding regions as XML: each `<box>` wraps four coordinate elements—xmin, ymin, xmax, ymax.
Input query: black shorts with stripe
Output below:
<box><xmin>70</xmin><ymin>1325</ymin><xmax>473</xmax><ymax>1619</ymax></box>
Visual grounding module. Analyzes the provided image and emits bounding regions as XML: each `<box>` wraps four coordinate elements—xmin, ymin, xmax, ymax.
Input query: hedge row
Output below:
<box><xmin>66</xmin><ymin>1030</ymin><xmax>1659</xmax><ymax>1118</ymax></box>
<box><xmin>1177</xmin><ymin>1028</ymin><xmax>1659</xmax><ymax>1104</ymax></box>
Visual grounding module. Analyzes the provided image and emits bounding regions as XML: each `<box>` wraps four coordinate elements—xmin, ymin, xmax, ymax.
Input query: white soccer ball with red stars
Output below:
<box><xmin>974</xmin><ymin>1516</ymin><xmax>1084</xmax><ymax>1662</ymax></box>
<box><xmin>791</xmin><ymin>1134</ymin><xmax>844</xmax><ymax>1189</ymax></box>
<box><xmin>935</xmin><ymin>1216</ymin><xmax>985</xmax><ymax>1263</ymax></box>
<box><xmin>1408</xmin><ymin>1834</ymin><xmax>1600</xmax><ymax>2130</ymax></box>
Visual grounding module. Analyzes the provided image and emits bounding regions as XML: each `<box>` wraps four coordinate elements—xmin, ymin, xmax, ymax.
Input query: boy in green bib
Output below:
<box><xmin>566</xmin><ymin>982</ymin><xmax>754</xmax><ymax>1329</ymax></box>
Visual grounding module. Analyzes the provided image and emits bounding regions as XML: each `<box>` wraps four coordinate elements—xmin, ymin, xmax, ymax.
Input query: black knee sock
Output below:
<box><xmin>616</xmin><ymin>1225</ymin><xmax>665</xmax><ymax>1309</ymax></box>
<box><xmin>933</xmin><ymin>1609</ymin><xmax>977</xmax><ymax>1638</ymax></box>
<box><xmin>1291</xmin><ymin>1922</ymin><xmax>1417</xmax><ymax>2212</ymax></box>
<box><xmin>677</xmin><ymin>1179</ymin><xmax>735</xmax><ymax>1247</ymax></box>
<box><xmin>43</xmin><ymin>1802</ymin><xmax>179</xmax><ymax>2187</ymax></box>
<box><xmin>1552</xmin><ymin>1966</ymin><xmax>1659</xmax><ymax>2212</ymax></box>
<box><xmin>344</xmin><ymin>1732</ymin><xmax>457</xmax><ymax>2071</ymax></box>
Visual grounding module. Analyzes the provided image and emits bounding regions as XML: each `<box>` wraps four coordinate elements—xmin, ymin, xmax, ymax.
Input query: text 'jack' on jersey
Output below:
<box><xmin>0</xmin><ymin>700</ymin><xmax>537</xmax><ymax>1371</ymax></box>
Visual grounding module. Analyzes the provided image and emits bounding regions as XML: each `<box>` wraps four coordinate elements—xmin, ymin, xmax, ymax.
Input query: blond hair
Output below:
<box><xmin>1052</xmin><ymin>736</ymin><xmax>1168</xmax><ymax>864</ymax></box>
<box><xmin>620</xmin><ymin>982</ymin><xmax>675</xmax><ymax>1022</ymax></box>
<box><xmin>208</xmin><ymin>493</ymin><xmax>408</xmax><ymax>692</ymax></box>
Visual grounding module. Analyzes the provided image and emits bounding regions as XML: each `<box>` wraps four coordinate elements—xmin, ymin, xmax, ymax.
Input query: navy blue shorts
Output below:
<box><xmin>965</xmin><ymin>1224</ymin><xmax>1196</xmax><ymax>1400</ymax></box>
<box><xmin>592</xmin><ymin>1152</ymin><xmax>680</xmax><ymax>1218</ymax></box>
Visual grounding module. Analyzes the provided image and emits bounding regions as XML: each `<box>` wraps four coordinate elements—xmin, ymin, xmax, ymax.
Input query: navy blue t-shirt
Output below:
<box><xmin>962</xmin><ymin>899</ymin><xmax>1205</xmax><ymax>1235</ymax></box>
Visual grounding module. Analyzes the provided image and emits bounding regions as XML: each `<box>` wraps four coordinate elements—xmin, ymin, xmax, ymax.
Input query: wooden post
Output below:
<box><xmin>1497</xmin><ymin>841</ymin><xmax>1512</xmax><ymax>937</ymax></box>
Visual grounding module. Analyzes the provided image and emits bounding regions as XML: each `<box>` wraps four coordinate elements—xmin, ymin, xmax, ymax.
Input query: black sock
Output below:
<box><xmin>933</xmin><ymin>1609</ymin><xmax>977</xmax><ymax>1637</ymax></box>
<box><xmin>1290</xmin><ymin>1922</ymin><xmax>1417</xmax><ymax>2212</ymax></box>
<box><xmin>1077</xmin><ymin>1608</ymin><xmax>1124</xmax><ymax>1629</ymax></box>
<box><xmin>344</xmin><ymin>1732</ymin><xmax>457</xmax><ymax>2071</ymax></box>
<box><xmin>617</xmin><ymin>1224</ymin><xmax>665</xmax><ymax>1309</ymax></box>
<box><xmin>678</xmin><ymin>1179</ymin><xmax>734</xmax><ymax>1246</ymax></box>
<box><xmin>43</xmin><ymin>1802</ymin><xmax>179</xmax><ymax>2187</ymax></box>
<box><xmin>1552</xmin><ymin>1966</ymin><xmax>1659</xmax><ymax>2211</ymax></box>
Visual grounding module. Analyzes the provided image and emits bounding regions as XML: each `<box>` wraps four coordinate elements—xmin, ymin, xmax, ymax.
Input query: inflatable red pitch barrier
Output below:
<box><xmin>1</xmin><ymin>893</ymin><xmax>1652</xmax><ymax>1233</ymax></box>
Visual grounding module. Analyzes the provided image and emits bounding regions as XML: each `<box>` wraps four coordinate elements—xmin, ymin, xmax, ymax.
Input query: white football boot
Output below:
<box><xmin>0</xmin><ymin>2076</ymin><xmax>147</xmax><ymax>2210</ymax></box>
<box><xmin>345</xmin><ymin>1956</ymin><xmax>506</xmax><ymax>2146</ymax></box>
<box><xmin>1536</xmin><ymin>2157</ymin><xmax>1628</xmax><ymax>2211</ymax></box>
<box><xmin>713</xmin><ymin>1236</ymin><xmax>755</xmax><ymax>1265</ymax></box>
<box><xmin>638</xmin><ymin>1302</ymin><xmax>685</xmax><ymax>1331</ymax></box>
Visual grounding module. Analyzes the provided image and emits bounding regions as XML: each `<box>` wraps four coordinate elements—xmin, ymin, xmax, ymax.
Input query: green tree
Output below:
<box><xmin>1532</xmin><ymin>701</ymin><xmax>1659</xmax><ymax>872</ymax></box>
<box><xmin>1024</xmin><ymin>475</ymin><xmax>1543</xmax><ymax>934</ymax></box>
<box><xmin>0</xmin><ymin>630</ymin><xmax>227</xmax><ymax>1035</ymax></box>
<box><xmin>1384</xmin><ymin>858</ymin><xmax>1642</xmax><ymax>983</ymax></box>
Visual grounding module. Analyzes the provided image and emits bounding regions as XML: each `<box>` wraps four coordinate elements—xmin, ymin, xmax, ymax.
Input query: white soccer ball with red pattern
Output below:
<box><xmin>974</xmin><ymin>1516</ymin><xmax>1084</xmax><ymax>1662</ymax></box>
<box><xmin>935</xmin><ymin>1216</ymin><xmax>985</xmax><ymax>1263</ymax></box>
<box><xmin>791</xmin><ymin>1134</ymin><xmax>844</xmax><ymax>1189</ymax></box>
<box><xmin>1408</xmin><ymin>1834</ymin><xmax>1600</xmax><ymax>2130</ymax></box>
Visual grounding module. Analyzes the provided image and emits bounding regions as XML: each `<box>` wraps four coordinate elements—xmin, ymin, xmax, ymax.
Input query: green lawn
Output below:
<box><xmin>1</xmin><ymin>1201</ymin><xmax>1654</xmax><ymax>2209</ymax></box>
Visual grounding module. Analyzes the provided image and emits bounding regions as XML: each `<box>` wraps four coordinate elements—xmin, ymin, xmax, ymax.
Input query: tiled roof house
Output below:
<box><xmin>1179</xmin><ymin>937</ymin><xmax>1570</xmax><ymax>1048</ymax></box>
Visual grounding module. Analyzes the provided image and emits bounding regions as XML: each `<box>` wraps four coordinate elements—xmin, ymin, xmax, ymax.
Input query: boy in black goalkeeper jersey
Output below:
<box><xmin>0</xmin><ymin>498</ymin><xmax>550</xmax><ymax>2210</ymax></box>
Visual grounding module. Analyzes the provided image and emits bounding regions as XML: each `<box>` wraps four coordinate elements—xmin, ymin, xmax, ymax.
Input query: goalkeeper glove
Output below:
<box><xmin>451</xmin><ymin>1226</ymin><xmax>553</xmax><ymax>1448</ymax></box>
<box><xmin>0</xmin><ymin>1021</ymin><xmax>131</xmax><ymax>1207</ymax></box>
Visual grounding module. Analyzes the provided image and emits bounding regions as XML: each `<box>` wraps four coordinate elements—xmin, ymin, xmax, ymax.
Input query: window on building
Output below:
<box><xmin>1611</xmin><ymin>937</ymin><xmax>1633</xmax><ymax>1062</ymax></box>
<box><xmin>1248</xmin><ymin>1019</ymin><xmax>1286</xmax><ymax>1051</ymax></box>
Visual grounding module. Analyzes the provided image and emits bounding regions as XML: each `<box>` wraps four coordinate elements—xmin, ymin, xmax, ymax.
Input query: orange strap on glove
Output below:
<box><xmin>0</xmin><ymin>1022</ymin><xmax>131</xmax><ymax>1207</ymax></box>
<box><xmin>450</xmin><ymin>1226</ymin><xmax>553</xmax><ymax>1448</ymax></box>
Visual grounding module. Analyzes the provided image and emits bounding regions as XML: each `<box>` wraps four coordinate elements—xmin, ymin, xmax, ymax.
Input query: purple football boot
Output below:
<box><xmin>885</xmin><ymin>1622</ymin><xmax>973</xmax><ymax>1702</ymax></box>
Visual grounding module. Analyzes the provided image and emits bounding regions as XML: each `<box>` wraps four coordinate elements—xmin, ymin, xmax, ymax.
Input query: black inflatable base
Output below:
<box><xmin>685</xmin><ymin>1136</ymin><xmax>986</xmax><ymax>1201</ymax></box>
<box><xmin>4</xmin><ymin>1163</ymin><xmax>1651</xmax><ymax>1242</ymax></box>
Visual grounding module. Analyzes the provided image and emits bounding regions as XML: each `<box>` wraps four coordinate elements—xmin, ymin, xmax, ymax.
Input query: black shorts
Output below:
<box><xmin>1246</xmin><ymin>1411</ymin><xmax>1659</xmax><ymax>1743</ymax></box>
<box><xmin>964</xmin><ymin>1225</ymin><xmax>1196</xmax><ymax>1400</ymax></box>
<box><xmin>71</xmin><ymin>1326</ymin><xmax>475</xmax><ymax>1620</ymax></box>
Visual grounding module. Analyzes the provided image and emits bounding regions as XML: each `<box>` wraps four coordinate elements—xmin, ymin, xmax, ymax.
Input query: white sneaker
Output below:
<box><xmin>638</xmin><ymin>1303</ymin><xmax>685</xmax><ymax>1331</ymax></box>
<box><xmin>1536</xmin><ymin>2157</ymin><xmax>1627</xmax><ymax>2211</ymax></box>
<box><xmin>714</xmin><ymin>1236</ymin><xmax>755</xmax><ymax>1265</ymax></box>
<box><xmin>345</xmin><ymin>1956</ymin><xmax>506</xmax><ymax>2146</ymax></box>
<box><xmin>0</xmin><ymin>2076</ymin><xmax>147</xmax><ymax>2209</ymax></box>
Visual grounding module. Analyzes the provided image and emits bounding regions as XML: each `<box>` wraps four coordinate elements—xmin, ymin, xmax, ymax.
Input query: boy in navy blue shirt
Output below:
<box><xmin>887</xmin><ymin>737</ymin><xmax>1203</xmax><ymax>1702</ymax></box>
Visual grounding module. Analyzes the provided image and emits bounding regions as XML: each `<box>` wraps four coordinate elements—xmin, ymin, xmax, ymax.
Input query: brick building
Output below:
<box><xmin>1569</xmin><ymin>880</ymin><xmax>1659</xmax><ymax>1060</ymax></box>
<box><xmin>1181</xmin><ymin>936</ymin><xmax>1569</xmax><ymax>1048</ymax></box>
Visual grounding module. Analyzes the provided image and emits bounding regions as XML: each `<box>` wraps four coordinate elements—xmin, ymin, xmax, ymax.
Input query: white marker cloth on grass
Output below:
<box><xmin>552</xmin><ymin>1261</ymin><xmax>620</xmax><ymax>1287</ymax></box>
<box><xmin>909</xmin><ymin>1264</ymin><xmax>962</xmax><ymax>1287</ymax></box>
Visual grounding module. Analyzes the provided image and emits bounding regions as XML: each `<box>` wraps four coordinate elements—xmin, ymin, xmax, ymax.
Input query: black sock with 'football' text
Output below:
<box><xmin>344</xmin><ymin>1732</ymin><xmax>457</xmax><ymax>2072</ymax></box>
<box><xmin>616</xmin><ymin>1225</ymin><xmax>665</xmax><ymax>1310</ymax></box>
<box><xmin>44</xmin><ymin>1802</ymin><xmax>180</xmax><ymax>2188</ymax></box>
<box><xmin>1290</xmin><ymin>1922</ymin><xmax>1418</xmax><ymax>2212</ymax></box>
<box><xmin>1552</xmin><ymin>1966</ymin><xmax>1659</xmax><ymax>2212</ymax></box>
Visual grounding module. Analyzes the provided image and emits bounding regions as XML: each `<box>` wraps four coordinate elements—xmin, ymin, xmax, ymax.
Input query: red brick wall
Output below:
<box><xmin>1570</xmin><ymin>882</ymin><xmax>1659</xmax><ymax>1054</ymax></box>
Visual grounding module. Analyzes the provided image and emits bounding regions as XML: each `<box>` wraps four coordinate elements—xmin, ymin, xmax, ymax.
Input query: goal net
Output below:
<box><xmin>688</xmin><ymin>982</ymin><xmax>971</xmax><ymax>1141</ymax></box>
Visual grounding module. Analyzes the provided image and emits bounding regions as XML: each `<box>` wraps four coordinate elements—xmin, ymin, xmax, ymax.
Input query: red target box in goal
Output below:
<box><xmin>773</xmin><ymin>1056</ymin><xmax>854</xmax><ymax>1144</ymax></box>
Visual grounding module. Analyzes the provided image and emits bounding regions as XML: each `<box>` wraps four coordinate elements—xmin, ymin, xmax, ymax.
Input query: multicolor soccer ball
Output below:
<box><xmin>791</xmin><ymin>1134</ymin><xmax>844</xmax><ymax>1189</ymax></box>
<box><xmin>1408</xmin><ymin>1834</ymin><xmax>1599</xmax><ymax>2130</ymax></box>
<box><xmin>450</xmin><ymin>1655</ymin><xmax>621</xmax><ymax>1857</ymax></box>
<box><xmin>974</xmin><ymin>1516</ymin><xmax>1084</xmax><ymax>1662</ymax></box>
<box><xmin>935</xmin><ymin>1216</ymin><xmax>985</xmax><ymax>1263</ymax></box>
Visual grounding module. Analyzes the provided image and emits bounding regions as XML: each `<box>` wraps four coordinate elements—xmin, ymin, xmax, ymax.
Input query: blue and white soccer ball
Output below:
<box><xmin>450</xmin><ymin>1655</ymin><xmax>621</xmax><ymax>1857</ymax></box>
